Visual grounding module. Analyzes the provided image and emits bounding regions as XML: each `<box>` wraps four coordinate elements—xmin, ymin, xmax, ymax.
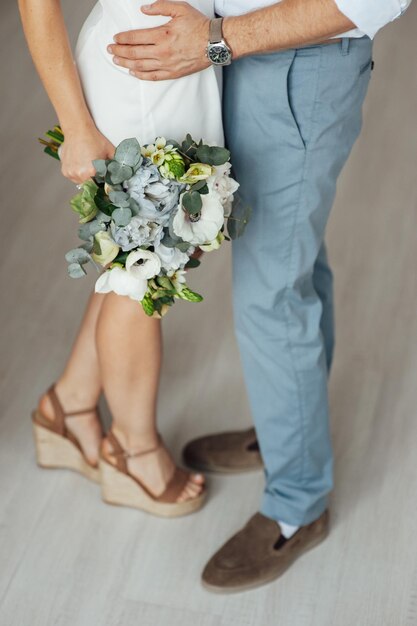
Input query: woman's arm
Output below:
<box><xmin>18</xmin><ymin>0</ymin><xmax>114</xmax><ymax>183</ymax></box>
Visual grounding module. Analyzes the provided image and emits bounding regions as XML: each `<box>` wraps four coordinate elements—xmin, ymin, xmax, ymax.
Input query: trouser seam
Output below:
<box><xmin>284</xmin><ymin>47</ymin><xmax>323</xmax><ymax>486</ymax></box>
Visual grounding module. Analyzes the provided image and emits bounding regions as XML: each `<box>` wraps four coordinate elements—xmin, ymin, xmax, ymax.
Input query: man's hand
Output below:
<box><xmin>108</xmin><ymin>0</ymin><xmax>211</xmax><ymax>82</ymax></box>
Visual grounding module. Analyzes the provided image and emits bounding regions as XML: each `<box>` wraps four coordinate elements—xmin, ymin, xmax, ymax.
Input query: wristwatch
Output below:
<box><xmin>206</xmin><ymin>17</ymin><xmax>232</xmax><ymax>66</ymax></box>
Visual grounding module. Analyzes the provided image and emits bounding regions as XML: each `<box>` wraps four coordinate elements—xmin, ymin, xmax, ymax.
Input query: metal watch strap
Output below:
<box><xmin>209</xmin><ymin>17</ymin><xmax>224</xmax><ymax>44</ymax></box>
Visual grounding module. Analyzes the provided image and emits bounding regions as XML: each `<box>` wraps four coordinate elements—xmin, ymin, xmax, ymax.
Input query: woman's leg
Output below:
<box><xmin>96</xmin><ymin>292</ymin><xmax>204</xmax><ymax>502</ymax></box>
<box><xmin>38</xmin><ymin>292</ymin><xmax>105</xmax><ymax>465</ymax></box>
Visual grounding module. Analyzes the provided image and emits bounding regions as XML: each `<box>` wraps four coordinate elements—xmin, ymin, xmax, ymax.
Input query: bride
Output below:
<box><xmin>18</xmin><ymin>0</ymin><xmax>223</xmax><ymax>516</ymax></box>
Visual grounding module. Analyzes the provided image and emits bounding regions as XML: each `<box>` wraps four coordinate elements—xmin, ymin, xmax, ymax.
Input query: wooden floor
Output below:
<box><xmin>1</xmin><ymin>1</ymin><xmax>417</xmax><ymax>624</ymax></box>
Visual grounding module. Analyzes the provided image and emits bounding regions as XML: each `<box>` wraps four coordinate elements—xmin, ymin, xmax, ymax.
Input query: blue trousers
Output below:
<box><xmin>223</xmin><ymin>37</ymin><xmax>373</xmax><ymax>526</ymax></box>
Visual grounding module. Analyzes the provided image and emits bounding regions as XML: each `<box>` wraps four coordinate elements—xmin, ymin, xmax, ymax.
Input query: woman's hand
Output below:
<box><xmin>60</xmin><ymin>126</ymin><xmax>115</xmax><ymax>184</ymax></box>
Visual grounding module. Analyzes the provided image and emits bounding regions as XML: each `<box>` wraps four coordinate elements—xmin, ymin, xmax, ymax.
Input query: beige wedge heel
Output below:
<box><xmin>32</xmin><ymin>385</ymin><xmax>101</xmax><ymax>483</ymax></box>
<box><xmin>100</xmin><ymin>430</ymin><xmax>207</xmax><ymax>518</ymax></box>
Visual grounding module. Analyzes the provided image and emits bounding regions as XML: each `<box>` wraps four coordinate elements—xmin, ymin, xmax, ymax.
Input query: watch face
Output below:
<box><xmin>208</xmin><ymin>44</ymin><xmax>230</xmax><ymax>65</ymax></box>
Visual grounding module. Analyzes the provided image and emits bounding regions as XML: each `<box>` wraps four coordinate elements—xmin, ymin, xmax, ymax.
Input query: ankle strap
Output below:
<box><xmin>106</xmin><ymin>429</ymin><xmax>162</xmax><ymax>472</ymax></box>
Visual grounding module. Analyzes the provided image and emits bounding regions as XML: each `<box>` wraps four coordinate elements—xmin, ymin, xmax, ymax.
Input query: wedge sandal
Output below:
<box><xmin>32</xmin><ymin>384</ymin><xmax>101</xmax><ymax>483</ymax></box>
<box><xmin>100</xmin><ymin>429</ymin><xmax>207</xmax><ymax>518</ymax></box>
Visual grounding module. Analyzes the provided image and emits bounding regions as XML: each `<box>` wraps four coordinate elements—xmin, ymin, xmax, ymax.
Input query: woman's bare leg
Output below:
<box><xmin>96</xmin><ymin>292</ymin><xmax>204</xmax><ymax>502</ymax></box>
<box><xmin>38</xmin><ymin>292</ymin><xmax>104</xmax><ymax>465</ymax></box>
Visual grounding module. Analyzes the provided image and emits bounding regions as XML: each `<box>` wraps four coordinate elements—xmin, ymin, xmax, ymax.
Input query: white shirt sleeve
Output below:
<box><xmin>334</xmin><ymin>0</ymin><xmax>413</xmax><ymax>39</ymax></box>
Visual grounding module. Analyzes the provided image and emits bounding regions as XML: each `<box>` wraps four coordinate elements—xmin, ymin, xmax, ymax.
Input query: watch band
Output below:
<box><xmin>209</xmin><ymin>17</ymin><xmax>224</xmax><ymax>44</ymax></box>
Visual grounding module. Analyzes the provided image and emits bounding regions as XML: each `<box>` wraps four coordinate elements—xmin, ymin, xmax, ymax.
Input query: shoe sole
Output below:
<box><xmin>201</xmin><ymin>524</ymin><xmax>330</xmax><ymax>594</ymax></box>
<box><xmin>99</xmin><ymin>458</ymin><xmax>207</xmax><ymax>518</ymax></box>
<box><xmin>32</xmin><ymin>417</ymin><xmax>100</xmax><ymax>483</ymax></box>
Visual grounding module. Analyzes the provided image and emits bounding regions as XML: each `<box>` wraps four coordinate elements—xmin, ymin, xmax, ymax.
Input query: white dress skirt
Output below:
<box><xmin>75</xmin><ymin>0</ymin><xmax>224</xmax><ymax>148</ymax></box>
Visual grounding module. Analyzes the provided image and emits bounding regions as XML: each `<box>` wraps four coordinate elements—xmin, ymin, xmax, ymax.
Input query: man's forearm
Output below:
<box><xmin>223</xmin><ymin>0</ymin><xmax>355</xmax><ymax>59</ymax></box>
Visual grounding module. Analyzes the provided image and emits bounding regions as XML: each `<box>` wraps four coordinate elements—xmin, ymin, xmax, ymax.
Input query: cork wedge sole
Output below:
<box><xmin>32</xmin><ymin>415</ymin><xmax>100</xmax><ymax>483</ymax></box>
<box><xmin>99</xmin><ymin>458</ymin><xmax>207</xmax><ymax>518</ymax></box>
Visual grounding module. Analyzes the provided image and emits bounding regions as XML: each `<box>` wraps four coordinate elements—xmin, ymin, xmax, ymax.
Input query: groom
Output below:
<box><xmin>108</xmin><ymin>0</ymin><xmax>412</xmax><ymax>592</ymax></box>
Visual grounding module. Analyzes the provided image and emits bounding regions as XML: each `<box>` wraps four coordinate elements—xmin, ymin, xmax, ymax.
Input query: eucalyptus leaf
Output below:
<box><xmin>95</xmin><ymin>210</ymin><xmax>112</xmax><ymax>223</ymax></box>
<box><xmin>114</xmin><ymin>138</ymin><xmax>142</xmax><ymax>167</ymax></box>
<box><xmin>129</xmin><ymin>197</ymin><xmax>140</xmax><ymax>216</ymax></box>
<box><xmin>93</xmin><ymin>159</ymin><xmax>107</xmax><ymax>177</ymax></box>
<box><xmin>67</xmin><ymin>262</ymin><xmax>87</xmax><ymax>279</ymax></box>
<box><xmin>191</xmin><ymin>180</ymin><xmax>209</xmax><ymax>194</ymax></box>
<box><xmin>182</xmin><ymin>190</ymin><xmax>202</xmax><ymax>215</ymax></box>
<box><xmin>65</xmin><ymin>248</ymin><xmax>91</xmax><ymax>265</ymax></box>
<box><xmin>109</xmin><ymin>190</ymin><xmax>130</xmax><ymax>207</ymax></box>
<box><xmin>78</xmin><ymin>224</ymin><xmax>93</xmax><ymax>242</ymax></box>
<box><xmin>112</xmin><ymin>207</ymin><xmax>132</xmax><ymax>227</ymax></box>
<box><xmin>108</xmin><ymin>161</ymin><xmax>134</xmax><ymax>185</ymax></box>
<box><xmin>196</xmin><ymin>145</ymin><xmax>230</xmax><ymax>166</ymax></box>
<box><xmin>227</xmin><ymin>196</ymin><xmax>253</xmax><ymax>240</ymax></box>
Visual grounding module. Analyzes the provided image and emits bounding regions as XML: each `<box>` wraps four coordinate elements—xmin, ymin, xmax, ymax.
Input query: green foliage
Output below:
<box><xmin>185</xmin><ymin>257</ymin><xmax>201</xmax><ymax>270</ymax></box>
<box><xmin>94</xmin><ymin>187</ymin><xmax>116</xmax><ymax>216</ymax></box>
<box><xmin>109</xmin><ymin>190</ymin><xmax>130</xmax><ymax>207</ymax></box>
<box><xmin>70</xmin><ymin>180</ymin><xmax>99</xmax><ymax>223</ymax></box>
<box><xmin>114</xmin><ymin>138</ymin><xmax>142</xmax><ymax>167</ymax></box>
<box><xmin>67</xmin><ymin>262</ymin><xmax>87</xmax><ymax>279</ymax></box>
<box><xmin>182</xmin><ymin>190</ymin><xmax>202</xmax><ymax>215</ymax></box>
<box><xmin>112</xmin><ymin>207</ymin><xmax>132</xmax><ymax>227</ymax></box>
<box><xmin>227</xmin><ymin>195</ymin><xmax>253</xmax><ymax>240</ymax></box>
<box><xmin>141</xmin><ymin>291</ymin><xmax>155</xmax><ymax>316</ymax></box>
<box><xmin>178</xmin><ymin>287</ymin><xmax>203</xmax><ymax>303</ymax></box>
<box><xmin>65</xmin><ymin>248</ymin><xmax>91</xmax><ymax>265</ymax></box>
<box><xmin>107</xmin><ymin>161</ymin><xmax>133</xmax><ymax>185</ymax></box>
<box><xmin>196</xmin><ymin>145</ymin><xmax>230</xmax><ymax>166</ymax></box>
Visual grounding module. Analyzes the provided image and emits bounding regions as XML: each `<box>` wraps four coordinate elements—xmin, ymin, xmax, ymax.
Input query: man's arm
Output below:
<box><xmin>108</xmin><ymin>0</ymin><xmax>412</xmax><ymax>81</ymax></box>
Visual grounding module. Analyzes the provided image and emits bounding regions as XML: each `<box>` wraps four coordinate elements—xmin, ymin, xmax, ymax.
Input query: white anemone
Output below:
<box><xmin>125</xmin><ymin>249</ymin><xmax>161</xmax><ymax>280</ymax></box>
<box><xmin>172</xmin><ymin>193</ymin><xmax>224</xmax><ymax>245</ymax></box>
<box><xmin>95</xmin><ymin>266</ymin><xmax>148</xmax><ymax>302</ymax></box>
<box><xmin>154</xmin><ymin>243</ymin><xmax>190</xmax><ymax>272</ymax></box>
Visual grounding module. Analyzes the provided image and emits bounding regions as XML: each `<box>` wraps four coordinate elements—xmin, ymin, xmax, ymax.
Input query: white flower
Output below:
<box><xmin>154</xmin><ymin>243</ymin><xmax>190</xmax><ymax>272</ymax></box>
<box><xmin>172</xmin><ymin>192</ymin><xmax>224</xmax><ymax>245</ymax></box>
<box><xmin>126</xmin><ymin>249</ymin><xmax>161</xmax><ymax>280</ymax></box>
<box><xmin>207</xmin><ymin>163</ymin><xmax>240</xmax><ymax>210</ymax></box>
<box><xmin>95</xmin><ymin>266</ymin><xmax>148</xmax><ymax>301</ymax></box>
<box><xmin>200</xmin><ymin>231</ymin><xmax>225</xmax><ymax>252</ymax></box>
<box><xmin>91</xmin><ymin>231</ymin><xmax>120</xmax><ymax>266</ymax></box>
<box><xmin>167</xmin><ymin>268</ymin><xmax>187</xmax><ymax>292</ymax></box>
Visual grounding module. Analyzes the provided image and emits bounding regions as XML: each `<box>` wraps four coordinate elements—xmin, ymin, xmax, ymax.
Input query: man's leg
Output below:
<box><xmin>224</xmin><ymin>37</ymin><xmax>373</xmax><ymax>527</ymax></box>
<box><xmin>314</xmin><ymin>242</ymin><xmax>335</xmax><ymax>373</ymax></box>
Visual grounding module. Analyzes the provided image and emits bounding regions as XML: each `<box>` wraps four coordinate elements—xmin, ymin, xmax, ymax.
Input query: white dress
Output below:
<box><xmin>75</xmin><ymin>0</ymin><xmax>224</xmax><ymax>148</ymax></box>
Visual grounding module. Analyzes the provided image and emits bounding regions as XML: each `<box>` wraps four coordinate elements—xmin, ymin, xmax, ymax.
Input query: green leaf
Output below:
<box><xmin>156</xmin><ymin>276</ymin><xmax>174</xmax><ymax>290</ymax></box>
<box><xmin>129</xmin><ymin>197</ymin><xmax>140</xmax><ymax>216</ymax></box>
<box><xmin>109</xmin><ymin>190</ymin><xmax>130</xmax><ymax>207</ymax></box>
<box><xmin>92</xmin><ymin>159</ymin><xmax>107</xmax><ymax>178</ymax></box>
<box><xmin>107</xmin><ymin>161</ymin><xmax>134</xmax><ymax>185</ymax></box>
<box><xmin>65</xmin><ymin>248</ymin><xmax>91</xmax><ymax>265</ymax></box>
<box><xmin>196</xmin><ymin>145</ymin><xmax>230</xmax><ymax>166</ymax></box>
<box><xmin>141</xmin><ymin>291</ymin><xmax>155</xmax><ymax>316</ymax></box>
<box><xmin>94</xmin><ymin>187</ymin><xmax>116</xmax><ymax>216</ymax></box>
<box><xmin>185</xmin><ymin>257</ymin><xmax>201</xmax><ymax>270</ymax></box>
<box><xmin>191</xmin><ymin>181</ymin><xmax>209</xmax><ymax>194</ymax></box>
<box><xmin>182</xmin><ymin>190</ymin><xmax>202</xmax><ymax>215</ymax></box>
<box><xmin>114</xmin><ymin>138</ymin><xmax>142</xmax><ymax>167</ymax></box>
<box><xmin>67</xmin><ymin>262</ymin><xmax>87</xmax><ymax>279</ymax></box>
<box><xmin>227</xmin><ymin>195</ymin><xmax>253</xmax><ymax>240</ymax></box>
<box><xmin>113</xmin><ymin>250</ymin><xmax>129</xmax><ymax>266</ymax></box>
<box><xmin>178</xmin><ymin>287</ymin><xmax>203</xmax><ymax>302</ymax></box>
<box><xmin>112</xmin><ymin>207</ymin><xmax>132</xmax><ymax>227</ymax></box>
<box><xmin>44</xmin><ymin>146</ymin><xmax>60</xmax><ymax>160</ymax></box>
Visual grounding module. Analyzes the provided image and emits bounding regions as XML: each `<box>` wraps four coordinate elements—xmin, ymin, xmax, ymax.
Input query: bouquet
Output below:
<box><xmin>39</xmin><ymin>126</ymin><xmax>251</xmax><ymax>317</ymax></box>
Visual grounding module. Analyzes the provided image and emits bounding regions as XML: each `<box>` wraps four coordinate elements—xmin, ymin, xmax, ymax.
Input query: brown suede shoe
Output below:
<box><xmin>202</xmin><ymin>509</ymin><xmax>330</xmax><ymax>593</ymax></box>
<box><xmin>182</xmin><ymin>427</ymin><xmax>262</xmax><ymax>474</ymax></box>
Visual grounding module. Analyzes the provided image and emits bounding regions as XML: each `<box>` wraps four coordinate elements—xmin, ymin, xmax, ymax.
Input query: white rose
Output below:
<box><xmin>207</xmin><ymin>163</ymin><xmax>240</xmax><ymax>208</ymax></box>
<box><xmin>172</xmin><ymin>192</ymin><xmax>224</xmax><ymax>245</ymax></box>
<box><xmin>95</xmin><ymin>267</ymin><xmax>148</xmax><ymax>302</ymax></box>
<box><xmin>126</xmin><ymin>249</ymin><xmax>161</xmax><ymax>280</ymax></box>
<box><xmin>91</xmin><ymin>231</ymin><xmax>120</xmax><ymax>266</ymax></box>
<box><xmin>154</xmin><ymin>243</ymin><xmax>190</xmax><ymax>272</ymax></box>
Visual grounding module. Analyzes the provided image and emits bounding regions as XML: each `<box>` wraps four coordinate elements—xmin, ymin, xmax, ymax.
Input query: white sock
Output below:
<box><xmin>278</xmin><ymin>520</ymin><xmax>300</xmax><ymax>539</ymax></box>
